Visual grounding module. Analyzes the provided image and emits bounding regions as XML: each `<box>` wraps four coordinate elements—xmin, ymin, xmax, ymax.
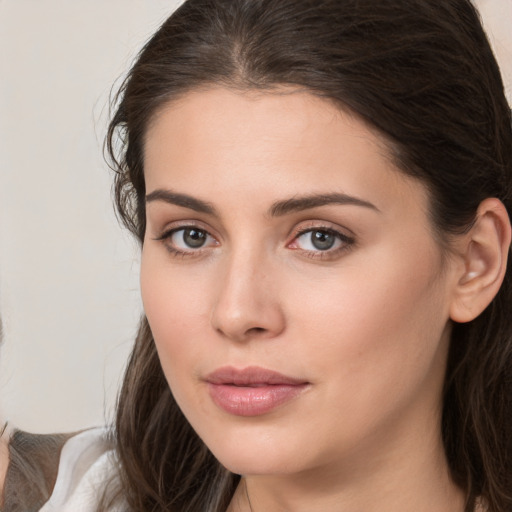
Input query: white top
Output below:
<box><xmin>39</xmin><ymin>428</ymin><xmax>125</xmax><ymax>512</ymax></box>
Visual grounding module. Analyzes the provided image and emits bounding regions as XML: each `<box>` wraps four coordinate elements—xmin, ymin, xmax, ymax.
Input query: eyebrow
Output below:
<box><xmin>269</xmin><ymin>193</ymin><xmax>379</xmax><ymax>216</ymax></box>
<box><xmin>145</xmin><ymin>189</ymin><xmax>379</xmax><ymax>216</ymax></box>
<box><xmin>146</xmin><ymin>189</ymin><xmax>216</xmax><ymax>215</ymax></box>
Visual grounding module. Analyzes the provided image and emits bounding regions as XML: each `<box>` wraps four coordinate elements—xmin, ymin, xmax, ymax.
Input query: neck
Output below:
<box><xmin>227</xmin><ymin>414</ymin><xmax>465</xmax><ymax>512</ymax></box>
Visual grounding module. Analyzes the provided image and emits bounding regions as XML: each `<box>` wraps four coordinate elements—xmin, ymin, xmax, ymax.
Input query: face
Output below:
<box><xmin>141</xmin><ymin>87</ymin><xmax>457</xmax><ymax>478</ymax></box>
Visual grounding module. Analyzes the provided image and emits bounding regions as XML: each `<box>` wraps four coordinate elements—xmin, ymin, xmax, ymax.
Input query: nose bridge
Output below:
<box><xmin>211</xmin><ymin>243</ymin><xmax>284</xmax><ymax>341</ymax></box>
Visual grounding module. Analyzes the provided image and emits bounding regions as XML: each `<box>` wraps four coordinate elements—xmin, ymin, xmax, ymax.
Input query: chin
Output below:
<box><xmin>215</xmin><ymin>449</ymin><xmax>306</xmax><ymax>477</ymax></box>
<box><xmin>198</xmin><ymin>424</ymin><xmax>315</xmax><ymax>476</ymax></box>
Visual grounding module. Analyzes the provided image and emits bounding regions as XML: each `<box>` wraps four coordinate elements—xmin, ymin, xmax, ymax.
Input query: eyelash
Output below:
<box><xmin>154</xmin><ymin>223</ymin><xmax>355</xmax><ymax>260</ymax></box>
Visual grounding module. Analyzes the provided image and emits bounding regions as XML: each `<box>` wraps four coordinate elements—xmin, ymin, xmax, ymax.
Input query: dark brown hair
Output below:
<box><xmin>106</xmin><ymin>1</ymin><xmax>512</xmax><ymax>510</ymax></box>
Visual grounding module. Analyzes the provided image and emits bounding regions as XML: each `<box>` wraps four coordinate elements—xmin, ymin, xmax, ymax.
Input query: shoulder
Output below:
<box><xmin>39</xmin><ymin>427</ymin><xmax>124</xmax><ymax>512</ymax></box>
<box><xmin>4</xmin><ymin>427</ymin><xmax>123</xmax><ymax>512</ymax></box>
<box><xmin>3</xmin><ymin>426</ymin><xmax>74</xmax><ymax>511</ymax></box>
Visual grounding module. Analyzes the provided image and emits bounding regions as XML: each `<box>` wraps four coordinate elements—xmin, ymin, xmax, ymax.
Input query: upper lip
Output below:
<box><xmin>205</xmin><ymin>366</ymin><xmax>308</xmax><ymax>386</ymax></box>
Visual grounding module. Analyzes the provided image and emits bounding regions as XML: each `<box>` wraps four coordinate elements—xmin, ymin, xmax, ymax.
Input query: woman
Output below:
<box><xmin>3</xmin><ymin>0</ymin><xmax>511</xmax><ymax>511</ymax></box>
<box><xmin>101</xmin><ymin>0</ymin><xmax>512</xmax><ymax>510</ymax></box>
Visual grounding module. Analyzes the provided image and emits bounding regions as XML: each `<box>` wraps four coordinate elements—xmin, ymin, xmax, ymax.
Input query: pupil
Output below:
<box><xmin>184</xmin><ymin>229</ymin><xmax>206</xmax><ymax>248</ymax></box>
<box><xmin>311</xmin><ymin>230</ymin><xmax>335</xmax><ymax>250</ymax></box>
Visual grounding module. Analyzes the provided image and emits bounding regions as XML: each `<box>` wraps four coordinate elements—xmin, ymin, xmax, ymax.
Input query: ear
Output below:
<box><xmin>450</xmin><ymin>198</ymin><xmax>511</xmax><ymax>323</ymax></box>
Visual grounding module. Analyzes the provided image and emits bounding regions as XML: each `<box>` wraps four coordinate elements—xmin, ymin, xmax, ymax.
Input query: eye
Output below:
<box><xmin>288</xmin><ymin>227</ymin><xmax>354</xmax><ymax>257</ymax></box>
<box><xmin>300</xmin><ymin>230</ymin><xmax>339</xmax><ymax>251</ymax></box>
<box><xmin>156</xmin><ymin>226</ymin><xmax>218</xmax><ymax>255</ymax></box>
<box><xmin>172</xmin><ymin>227</ymin><xmax>210</xmax><ymax>249</ymax></box>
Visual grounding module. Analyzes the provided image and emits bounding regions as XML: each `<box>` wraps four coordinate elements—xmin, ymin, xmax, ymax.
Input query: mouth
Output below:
<box><xmin>205</xmin><ymin>366</ymin><xmax>310</xmax><ymax>417</ymax></box>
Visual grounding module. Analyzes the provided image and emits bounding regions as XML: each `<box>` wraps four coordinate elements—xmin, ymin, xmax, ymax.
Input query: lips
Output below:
<box><xmin>205</xmin><ymin>366</ymin><xmax>309</xmax><ymax>416</ymax></box>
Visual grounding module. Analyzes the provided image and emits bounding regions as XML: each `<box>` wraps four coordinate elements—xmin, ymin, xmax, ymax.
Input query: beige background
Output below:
<box><xmin>0</xmin><ymin>0</ymin><xmax>510</xmax><ymax>433</ymax></box>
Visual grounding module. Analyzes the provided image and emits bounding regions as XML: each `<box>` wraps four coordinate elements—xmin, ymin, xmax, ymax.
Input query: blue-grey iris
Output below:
<box><xmin>311</xmin><ymin>230</ymin><xmax>335</xmax><ymax>250</ymax></box>
<box><xmin>183</xmin><ymin>228</ymin><xmax>207</xmax><ymax>248</ymax></box>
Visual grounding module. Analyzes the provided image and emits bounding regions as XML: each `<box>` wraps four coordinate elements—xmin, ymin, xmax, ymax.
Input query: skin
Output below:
<box><xmin>141</xmin><ymin>87</ymin><xmax>469</xmax><ymax>512</ymax></box>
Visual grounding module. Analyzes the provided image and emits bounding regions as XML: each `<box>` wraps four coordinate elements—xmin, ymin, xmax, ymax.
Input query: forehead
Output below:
<box><xmin>143</xmin><ymin>86</ymin><xmax>428</xmax><ymax>218</ymax></box>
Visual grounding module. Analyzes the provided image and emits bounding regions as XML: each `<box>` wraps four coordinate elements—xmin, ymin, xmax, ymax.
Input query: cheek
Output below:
<box><xmin>140</xmin><ymin>249</ymin><xmax>211</xmax><ymax>369</ymax></box>
<box><xmin>286</xmin><ymin>240</ymin><xmax>450</xmax><ymax>404</ymax></box>
<box><xmin>140</xmin><ymin>251</ymin><xmax>224</xmax><ymax>424</ymax></box>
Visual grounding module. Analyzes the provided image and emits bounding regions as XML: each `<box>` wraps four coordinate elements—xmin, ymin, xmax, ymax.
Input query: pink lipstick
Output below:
<box><xmin>205</xmin><ymin>366</ymin><xmax>309</xmax><ymax>416</ymax></box>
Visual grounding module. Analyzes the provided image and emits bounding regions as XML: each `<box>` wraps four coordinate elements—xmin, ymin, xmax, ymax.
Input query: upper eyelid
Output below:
<box><xmin>154</xmin><ymin>220</ymin><xmax>219</xmax><ymax>239</ymax></box>
<box><xmin>290</xmin><ymin>227</ymin><xmax>354</xmax><ymax>248</ymax></box>
<box><xmin>294</xmin><ymin>229</ymin><xmax>354</xmax><ymax>245</ymax></box>
<box><xmin>155</xmin><ymin>226</ymin><xmax>212</xmax><ymax>240</ymax></box>
<box><xmin>294</xmin><ymin>225</ymin><xmax>352</xmax><ymax>238</ymax></box>
<box><xmin>288</xmin><ymin>220</ymin><xmax>355</xmax><ymax>240</ymax></box>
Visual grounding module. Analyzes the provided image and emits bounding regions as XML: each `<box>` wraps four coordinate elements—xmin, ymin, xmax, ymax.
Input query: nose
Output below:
<box><xmin>210</xmin><ymin>250</ymin><xmax>286</xmax><ymax>342</ymax></box>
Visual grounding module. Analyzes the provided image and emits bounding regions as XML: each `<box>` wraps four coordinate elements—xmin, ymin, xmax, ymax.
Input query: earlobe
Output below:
<box><xmin>450</xmin><ymin>198</ymin><xmax>511</xmax><ymax>323</ymax></box>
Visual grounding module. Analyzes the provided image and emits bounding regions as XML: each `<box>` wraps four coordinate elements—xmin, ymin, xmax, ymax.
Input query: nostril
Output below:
<box><xmin>247</xmin><ymin>327</ymin><xmax>266</xmax><ymax>335</ymax></box>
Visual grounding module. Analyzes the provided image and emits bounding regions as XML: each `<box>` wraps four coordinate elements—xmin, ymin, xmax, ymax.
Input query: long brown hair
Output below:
<box><xmin>106</xmin><ymin>1</ymin><xmax>512</xmax><ymax>510</ymax></box>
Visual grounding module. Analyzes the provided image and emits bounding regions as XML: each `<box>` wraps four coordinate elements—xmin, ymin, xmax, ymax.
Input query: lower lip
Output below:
<box><xmin>207</xmin><ymin>383</ymin><xmax>308</xmax><ymax>416</ymax></box>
